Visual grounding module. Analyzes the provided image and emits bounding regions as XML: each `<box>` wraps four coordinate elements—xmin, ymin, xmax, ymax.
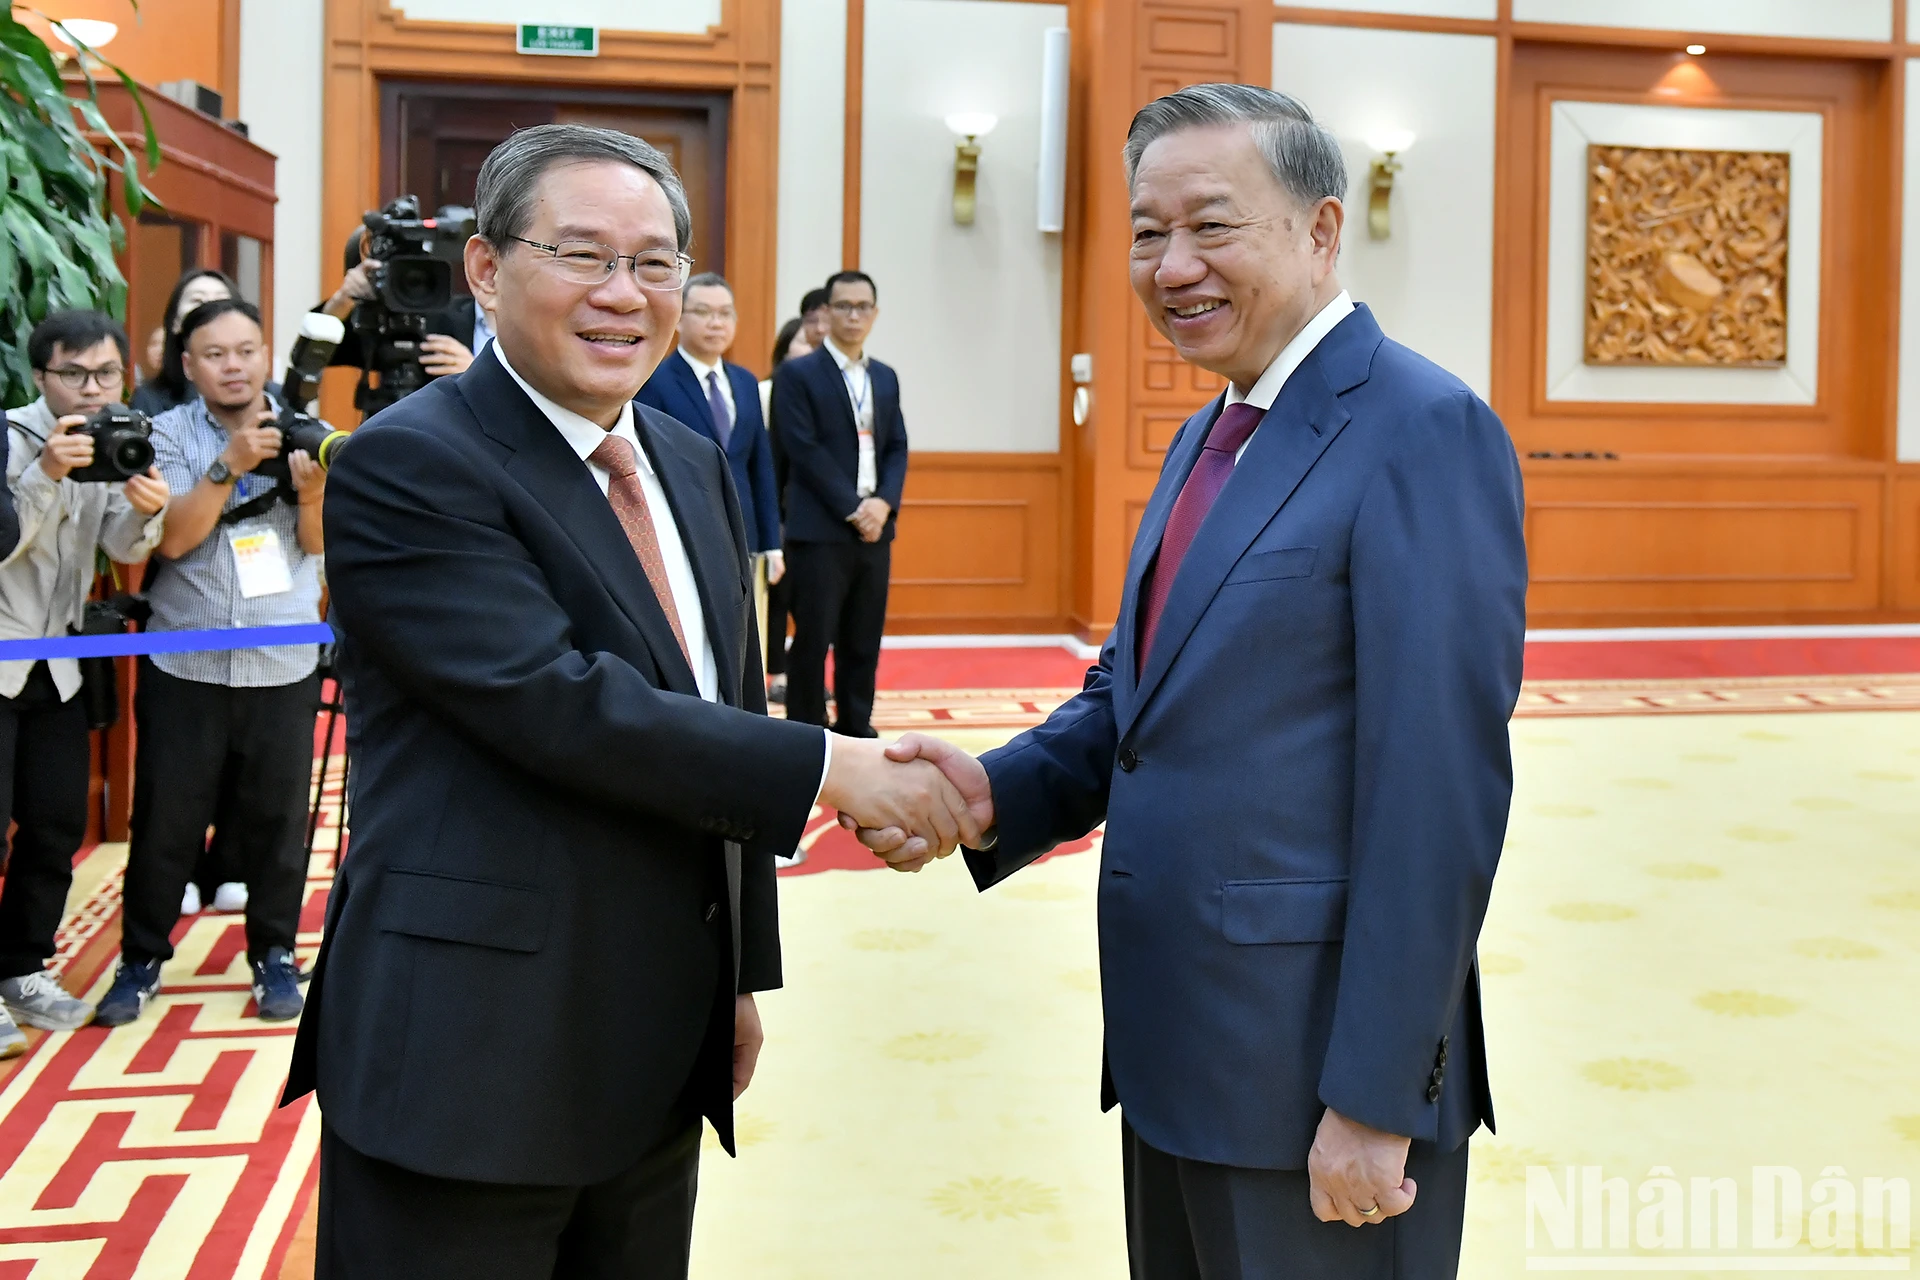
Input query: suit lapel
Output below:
<box><xmin>1122</xmin><ymin>350</ymin><xmax>1355</xmax><ymax>736</ymax></box>
<box><xmin>637</xmin><ymin>407</ymin><xmax>745</xmax><ymax>708</ymax></box>
<box><xmin>665</xmin><ymin>355</ymin><xmax>718</xmax><ymax>445</ymax></box>
<box><xmin>461</xmin><ymin>351</ymin><xmax>702</xmax><ymax>698</ymax></box>
<box><xmin>725</xmin><ymin>364</ymin><xmax>759</xmax><ymax>459</ymax></box>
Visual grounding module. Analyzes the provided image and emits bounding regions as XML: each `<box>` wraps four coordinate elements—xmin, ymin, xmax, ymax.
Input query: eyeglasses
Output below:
<box><xmin>685</xmin><ymin>305</ymin><xmax>736</xmax><ymax>322</ymax></box>
<box><xmin>508</xmin><ymin>236</ymin><xmax>692</xmax><ymax>289</ymax></box>
<box><xmin>40</xmin><ymin>364</ymin><xmax>125</xmax><ymax>391</ymax></box>
<box><xmin>829</xmin><ymin>300</ymin><xmax>876</xmax><ymax>317</ymax></box>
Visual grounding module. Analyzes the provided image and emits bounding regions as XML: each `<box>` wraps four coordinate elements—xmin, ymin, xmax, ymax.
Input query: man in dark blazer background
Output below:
<box><xmin>284</xmin><ymin>125</ymin><xmax>976</xmax><ymax>1279</ymax></box>
<box><xmin>637</xmin><ymin>271</ymin><xmax>784</xmax><ymax>587</ymax></box>
<box><xmin>859</xmin><ymin>86</ymin><xmax>1528</xmax><ymax>1278</ymax></box>
<box><xmin>770</xmin><ymin>269</ymin><xmax>907</xmax><ymax>737</ymax></box>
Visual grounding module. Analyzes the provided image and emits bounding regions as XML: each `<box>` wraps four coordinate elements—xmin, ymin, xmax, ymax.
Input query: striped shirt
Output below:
<box><xmin>147</xmin><ymin>396</ymin><xmax>322</xmax><ymax>687</ymax></box>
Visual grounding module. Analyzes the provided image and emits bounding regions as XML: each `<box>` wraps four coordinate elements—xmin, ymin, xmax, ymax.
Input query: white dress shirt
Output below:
<box><xmin>678</xmin><ymin>347</ymin><xmax>735</xmax><ymax>429</ymax></box>
<box><xmin>1225</xmin><ymin>290</ymin><xmax>1355</xmax><ymax>460</ymax></box>
<box><xmin>471</xmin><ymin>303</ymin><xmax>496</xmax><ymax>356</ymax></box>
<box><xmin>494</xmin><ymin>345</ymin><xmax>831</xmax><ymax>793</ymax></box>
<box><xmin>823</xmin><ymin>337</ymin><xmax>878</xmax><ymax>500</ymax></box>
<box><xmin>496</xmin><ymin>344</ymin><xmax>718</xmax><ymax>703</ymax></box>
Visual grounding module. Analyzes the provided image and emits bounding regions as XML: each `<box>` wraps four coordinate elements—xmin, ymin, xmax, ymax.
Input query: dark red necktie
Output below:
<box><xmin>1137</xmin><ymin>401</ymin><xmax>1266</xmax><ymax>675</ymax></box>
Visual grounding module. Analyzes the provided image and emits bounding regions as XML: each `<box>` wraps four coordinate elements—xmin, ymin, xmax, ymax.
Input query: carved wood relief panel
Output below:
<box><xmin>1583</xmin><ymin>145</ymin><xmax>1789</xmax><ymax>367</ymax></box>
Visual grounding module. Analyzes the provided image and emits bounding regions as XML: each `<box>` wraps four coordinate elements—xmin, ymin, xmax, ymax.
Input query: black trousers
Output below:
<box><xmin>0</xmin><ymin>663</ymin><xmax>91</xmax><ymax>980</ymax></box>
<box><xmin>121</xmin><ymin>659</ymin><xmax>317</xmax><ymax>966</ymax></box>
<box><xmin>318</xmin><ymin>1120</ymin><xmax>702</xmax><ymax>1280</ymax></box>
<box><xmin>763</xmin><ymin>569</ymin><xmax>791</xmax><ymax>676</ymax></box>
<box><xmin>785</xmin><ymin>539</ymin><xmax>889</xmax><ymax>735</ymax></box>
<box><xmin>1123</xmin><ymin>1118</ymin><xmax>1470</xmax><ymax>1280</ymax></box>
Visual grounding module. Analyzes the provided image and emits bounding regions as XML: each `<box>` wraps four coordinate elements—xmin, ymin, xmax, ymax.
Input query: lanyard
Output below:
<box><xmin>840</xmin><ymin>362</ymin><xmax>871</xmax><ymax>423</ymax></box>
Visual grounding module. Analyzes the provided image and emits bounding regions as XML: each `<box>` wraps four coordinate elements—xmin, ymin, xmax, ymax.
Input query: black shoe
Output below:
<box><xmin>93</xmin><ymin>959</ymin><xmax>162</xmax><ymax>1027</ymax></box>
<box><xmin>834</xmin><ymin>724</ymin><xmax>880</xmax><ymax>739</ymax></box>
<box><xmin>250</xmin><ymin>948</ymin><xmax>305</xmax><ymax>1022</ymax></box>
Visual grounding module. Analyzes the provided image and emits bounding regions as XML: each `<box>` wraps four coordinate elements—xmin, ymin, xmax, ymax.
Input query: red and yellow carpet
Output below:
<box><xmin>0</xmin><ymin>637</ymin><xmax>1916</xmax><ymax>1276</ymax></box>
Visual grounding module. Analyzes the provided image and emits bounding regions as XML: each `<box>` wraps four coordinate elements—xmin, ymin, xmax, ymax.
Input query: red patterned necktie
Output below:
<box><xmin>1137</xmin><ymin>401</ymin><xmax>1267</xmax><ymax>675</ymax></box>
<box><xmin>589</xmin><ymin>433</ymin><xmax>691</xmax><ymax>664</ymax></box>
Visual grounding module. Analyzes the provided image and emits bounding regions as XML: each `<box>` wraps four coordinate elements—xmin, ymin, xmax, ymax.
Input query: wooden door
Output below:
<box><xmin>380</xmin><ymin>83</ymin><xmax>729</xmax><ymax>276</ymax></box>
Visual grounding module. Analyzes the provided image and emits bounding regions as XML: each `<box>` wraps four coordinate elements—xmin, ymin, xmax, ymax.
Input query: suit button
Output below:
<box><xmin>740</xmin><ymin>828</ymin><xmax>755</xmax><ymax>842</ymax></box>
<box><xmin>1118</xmin><ymin>748</ymin><xmax>1139</xmax><ymax>773</ymax></box>
<box><xmin>1427</xmin><ymin>1082</ymin><xmax>1442</xmax><ymax>1103</ymax></box>
<box><xmin>705</xmin><ymin>904</ymin><xmax>720</xmax><ymax>923</ymax></box>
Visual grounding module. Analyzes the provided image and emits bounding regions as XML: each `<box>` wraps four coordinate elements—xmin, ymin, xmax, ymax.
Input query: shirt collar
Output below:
<box><xmin>677</xmin><ymin>345</ymin><xmax>725</xmax><ymax>383</ymax></box>
<box><xmin>493</xmin><ymin>342</ymin><xmax>648</xmax><ymax>476</ymax></box>
<box><xmin>823</xmin><ymin>336</ymin><xmax>867</xmax><ymax>372</ymax></box>
<box><xmin>1227</xmin><ymin>290</ymin><xmax>1355</xmax><ymax>412</ymax></box>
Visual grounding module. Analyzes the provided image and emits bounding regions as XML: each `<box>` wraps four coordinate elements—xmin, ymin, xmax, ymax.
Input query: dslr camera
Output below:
<box><xmin>349</xmin><ymin>194</ymin><xmax>477</xmax><ymax>416</ymax></box>
<box><xmin>67</xmin><ymin>404</ymin><xmax>155</xmax><ymax>484</ymax></box>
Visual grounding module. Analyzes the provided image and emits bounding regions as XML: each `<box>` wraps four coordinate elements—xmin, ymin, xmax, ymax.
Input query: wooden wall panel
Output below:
<box><xmin>1526</xmin><ymin>472</ymin><xmax>1884</xmax><ymax>620</ymax></box>
<box><xmin>888</xmin><ymin>455</ymin><xmax>1065</xmax><ymax>632</ymax></box>
<box><xmin>1890</xmin><ymin>471</ymin><xmax>1920</xmax><ymax>610</ymax></box>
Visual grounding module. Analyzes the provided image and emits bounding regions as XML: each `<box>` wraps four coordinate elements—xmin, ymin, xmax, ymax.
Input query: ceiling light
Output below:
<box><xmin>1685</xmin><ymin>43</ymin><xmax>1706</xmax><ymax>55</ymax></box>
<box><xmin>52</xmin><ymin>19</ymin><xmax>118</xmax><ymax>51</ymax></box>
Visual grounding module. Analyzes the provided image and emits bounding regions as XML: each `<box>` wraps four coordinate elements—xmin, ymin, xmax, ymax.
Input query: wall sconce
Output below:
<box><xmin>49</xmin><ymin>19</ymin><xmax>118</xmax><ymax>67</ymax></box>
<box><xmin>1366</xmin><ymin>129</ymin><xmax>1415</xmax><ymax>241</ymax></box>
<box><xmin>944</xmin><ymin>113</ymin><xmax>999</xmax><ymax>225</ymax></box>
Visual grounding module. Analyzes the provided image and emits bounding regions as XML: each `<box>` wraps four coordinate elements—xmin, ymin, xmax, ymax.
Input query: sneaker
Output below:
<box><xmin>0</xmin><ymin>970</ymin><xmax>94</xmax><ymax>1031</ymax></box>
<box><xmin>766</xmin><ymin>677</ymin><xmax>787</xmax><ymax>706</ymax></box>
<box><xmin>250</xmin><ymin>948</ymin><xmax>304</xmax><ymax>1022</ymax></box>
<box><xmin>180</xmin><ymin>882</ymin><xmax>202</xmax><ymax>916</ymax></box>
<box><xmin>92</xmin><ymin>959</ymin><xmax>162</xmax><ymax>1027</ymax></box>
<box><xmin>0</xmin><ymin>1007</ymin><xmax>24</xmax><ymax>1060</ymax></box>
<box><xmin>212</xmin><ymin>882</ymin><xmax>248</xmax><ymax>913</ymax></box>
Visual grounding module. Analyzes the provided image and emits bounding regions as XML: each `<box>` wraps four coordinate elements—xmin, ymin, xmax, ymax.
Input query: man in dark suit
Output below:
<box><xmin>283</xmin><ymin>124</ymin><xmax>976</xmax><ymax>1279</ymax></box>
<box><xmin>859</xmin><ymin>86</ymin><xmax>1528</xmax><ymax>1278</ymax></box>
<box><xmin>637</xmin><ymin>271</ymin><xmax>783</xmax><ymax>586</ymax></box>
<box><xmin>770</xmin><ymin>270</ymin><xmax>907</xmax><ymax>737</ymax></box>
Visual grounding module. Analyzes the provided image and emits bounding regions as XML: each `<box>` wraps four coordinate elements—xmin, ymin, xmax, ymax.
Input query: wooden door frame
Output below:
<box><xmin>375</xmin><ymin>79</ymin><xmax>732</xmax><ymax>277</ymax></box>
<box><xmin>322</xmin><ymin>0</ymin><xmax>779</xmax><ymax>426</ymax></box>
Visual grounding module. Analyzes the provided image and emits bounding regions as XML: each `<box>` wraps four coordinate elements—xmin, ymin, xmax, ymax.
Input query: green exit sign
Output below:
<box><xmin>518</xmin><ymin>24</ymin><xmax>598</xmax><ymax>57</ymax></box>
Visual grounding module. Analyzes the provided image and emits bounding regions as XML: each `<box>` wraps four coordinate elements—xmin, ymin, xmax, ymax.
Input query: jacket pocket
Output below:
<box><xmin>1220</xmin><ymin>876</ymin><xmax>1347</xmax><ymax>945</ymax></box>
<box><xmin>377</xmin><ymin>869</ymin><xmax>550</xmax><ymax>954</ymax></box>
<box><xmin>1223</xmin><ymin>546</ymin><xmax>1317</xmax><ymax>585</ymax></box>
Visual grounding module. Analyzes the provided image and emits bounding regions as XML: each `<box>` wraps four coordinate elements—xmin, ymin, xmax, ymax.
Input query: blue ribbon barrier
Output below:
<box><xmin>0</xmin><ymin>624</ymin><xmax>334</xmax><ymax>662</ymax></box>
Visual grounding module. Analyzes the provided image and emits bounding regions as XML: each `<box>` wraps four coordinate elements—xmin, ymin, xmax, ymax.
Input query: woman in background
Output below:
<box><xmin>130</xmin><ymin>269</ymin><xmax>238</xmax><ymax>417</ymax></box>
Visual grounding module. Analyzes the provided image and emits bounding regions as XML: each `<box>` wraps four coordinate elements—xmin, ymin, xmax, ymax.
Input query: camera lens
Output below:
<box><xmin>111</xmin><ymin>434</ymin><xmax>155</xmax><ymax>478</ymax></box>
<box><xmin>387</xmin><ymin>259</ymin><xmax>450</xmax><ymax>311</ymax></box>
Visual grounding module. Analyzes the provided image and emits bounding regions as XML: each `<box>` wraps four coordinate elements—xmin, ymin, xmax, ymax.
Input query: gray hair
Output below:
<box><xmin>1123</xmin><ymin>83</ymin><xmax>1347</xmax><ymax>209</ymax></box>
<box><xmin>682</xmin><ymin>270</ymin><xmax>731</xmax><ymax>299</ymax></box>
<box><xmin>474</xmin><ymin>123</ymin><xmax>693</xmax><ymax>252</ymax></box>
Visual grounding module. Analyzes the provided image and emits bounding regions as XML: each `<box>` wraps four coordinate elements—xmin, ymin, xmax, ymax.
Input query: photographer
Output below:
<box><xmin>316</xmin><ymin>200</ymin><xmax>486</xmax><ymax>413</ymax></box>
<box><xmin>0</xmin><ymin>311</ymin><xmax>169</xmax><ymax>1052</ymax></box>
<box><xmin>93</xmin><ymin>298</ymin><xmax>326</xmax><ymax>1030</ymax></box>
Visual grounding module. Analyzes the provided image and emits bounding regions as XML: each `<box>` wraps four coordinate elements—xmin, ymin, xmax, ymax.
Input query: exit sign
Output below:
<box><xmin>518</xmin><ymin>24</ymin><xmax>598</xmax><ymax>56</ymax></box>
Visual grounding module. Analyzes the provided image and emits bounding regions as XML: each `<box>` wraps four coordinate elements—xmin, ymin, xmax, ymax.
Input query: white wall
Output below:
<box><xmin>1900</xmin><ymin>59</ymin><xmax>1920</xmax><ymax>461</ymax></box>
<box><xmin>1274</xmin><ymin>23</ymin><xmax>1496</xmax><ymax>398</ymax></box>
<box><xmin>238</xmin><ymin>0</ymin><xmax>325</xmax><ymax>374</ymax></box>
<box><xmin>393</xmin><ymin>0</ymin><xmax>723</xmax><ymax>34</ymax></box>
<box><xmin>859</xmin><ymin>0</ymin><xmax>1065</xmax><ymax>453</ymax></box>
<box><xmin>777</xmin><ymin>0</ymin><xmax>846</xmax><ymax>325</ymax></box>
<box><xmin>1290</xmin><ymin>0</ymin><xmax>1495</xmax><ymax>16</ymax></box>
<box><xmin>1512</xmin><ymin>0</ymin><xmax>1892</xmax><ymax>41</ymax></box>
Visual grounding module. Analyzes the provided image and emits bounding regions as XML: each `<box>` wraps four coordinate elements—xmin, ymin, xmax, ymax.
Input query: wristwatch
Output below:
<box><xmin>206</xmin><ymin>458</ymin><xmax>237</xmax><ymax>485</ymax></box>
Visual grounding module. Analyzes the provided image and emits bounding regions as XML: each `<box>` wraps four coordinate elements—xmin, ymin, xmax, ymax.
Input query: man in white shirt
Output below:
<box><xmin>285</xmin><ymin>124</ymin><xmax>975</xmax><ymax>1279</ymax></box>
<box><xmin>0</xmin><ymin>311</ymin><xmax>169</xmax><ymax>1054</ymax></box>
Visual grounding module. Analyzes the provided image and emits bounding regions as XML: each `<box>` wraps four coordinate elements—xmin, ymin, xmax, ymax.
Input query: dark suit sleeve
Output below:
<box><xmin>876</xmin><ymin>372</ymin><xmax>908</xmax><ymax>513</ymax></box>
<box><xmin>322</xmin><ymin>422</ymin><xmax>827</xmax><ymax>860</ymax></box>
<box><xmin>0</xmin><ymin>429</ymin><xmax>18</xmax><ymax>561</ymax></box>
<box><xmin>744</xmin><ymin>403</ymin><xmax>782</xmax><ymax>553</ymax></box>
<box><xmin>1315</xmin><ymin>391</ymin><xmax>1527</xmax><ymax>1142</ymax></box>
<box><xmin>774</xmin><ymin>362</ymin><xmax>862</xmax><ymax>522</ymax></box>
<box><xmin>963</xmin><ymin>638</ymin><xmax>1119</xmax><ymax>890</ymax></box>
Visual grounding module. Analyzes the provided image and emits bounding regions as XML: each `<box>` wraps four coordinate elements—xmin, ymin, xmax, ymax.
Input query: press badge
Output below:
<box><xmin>229</xmin><ymin>525</ymin><xmax>294</xmax><ymax>598</ymax></box>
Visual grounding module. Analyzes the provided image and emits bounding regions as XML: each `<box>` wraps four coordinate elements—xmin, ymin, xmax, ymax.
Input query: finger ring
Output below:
<box><xmin>1359</xmin><ymin>1204</ymin><xmax>1381</xmax><ymax>1217</ymax></box>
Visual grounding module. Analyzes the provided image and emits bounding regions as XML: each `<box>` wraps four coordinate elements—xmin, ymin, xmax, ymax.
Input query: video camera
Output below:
<box><xmin>349</xmin><ymin>194</ymin><xmax>477</xmax><ymax>417</ymax></box>
<box><xmin>67</xmin><ymin>404</ymin><xmax>155</xmax><ymax>484</ymax></box>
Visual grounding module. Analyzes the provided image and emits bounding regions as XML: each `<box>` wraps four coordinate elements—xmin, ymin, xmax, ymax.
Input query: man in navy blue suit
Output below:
<box><xmin>857</xmin><ymin>85</ymin><xmax>1527</xmax><ymax>1278</ymax></box>
<box><xmin>638</xmin><ymin>272</ymin><xmax>784</xmax><ymax>592</ymax></box>
<box><xmin>770</xmin><ymin>270</ymin><xmax>908</xmax><ymax>737</ymax></box>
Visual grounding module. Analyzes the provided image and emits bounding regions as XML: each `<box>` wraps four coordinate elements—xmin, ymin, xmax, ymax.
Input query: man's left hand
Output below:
<box><xmin>850</xmin><ymin>497</ymin><xmax>889</xmax><ymax>542</ymax></box>
<box><xmin>289</xmin><ymin>451</ymin><xmax>325</xmax><ymax>501</ymax></box>
<box><xmin>765</xmin><ymin>550</ymin><xmax>785</xmax><ymax>585</ymax></box>
<box><xmin>420</xmin><ymin>334</ymin><xmax>475</xmax><ymax>378</ymax></box>
<box><xmin>122</xmin><ymin>467</ymin><xmax>170</xmax><ymax>516</ymax></box>
<box><xmin>1308</xmin><ymin>1107</ymin><xmax>1417</xmax><ymax>1227</ymax></box>
<box><xmin>733</xmin><ymin>994</ymin><xmax>764</xmax><ymax>1099</ymax></box>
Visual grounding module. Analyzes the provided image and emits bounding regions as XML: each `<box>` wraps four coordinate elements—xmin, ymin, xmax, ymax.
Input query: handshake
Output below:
<box><xmin>819</xmin><ymin>733</ymin><xmax>994</xmax><ymax>871</ymax></box>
